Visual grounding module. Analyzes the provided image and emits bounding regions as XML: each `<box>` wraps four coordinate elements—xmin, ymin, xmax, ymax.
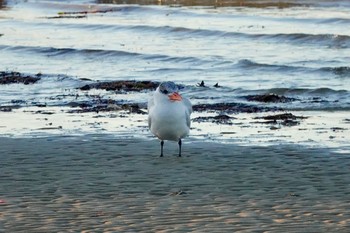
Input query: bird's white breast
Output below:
<box><xmin>149</xmin><ymin>101</ymin><xmax>190</xmax><ymax>141</ymax></box>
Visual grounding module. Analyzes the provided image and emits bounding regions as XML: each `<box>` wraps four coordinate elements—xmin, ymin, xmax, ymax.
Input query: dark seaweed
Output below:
<box><xmin>244</xmin><ymin>93</ymin><xmax>298</xmax><ymax>103</ymax></box>
<box><xmin>79</xmin><ymin>80</ymin><xmax>159</xmax><ymax>92</ymax></box>
<box><xmin>193</xmin><ymin>114</ymin><xmax>235</xmax><ymax>125</ymax></box>
<box><xmin>255</xmin><ymin>113</ymin><xmax>307</xmax><ymax>120</ymax></box>
<box><xmin>253</xmin><ymin>113</ymin><xmax>308</xmax><ymax>126</ymax></box>
<box><xmin>0</xmin><ymin>71</ymin><xmax>41</xmax><ymax>85</ymax></box>
<box><xmin>193</xmin><ymin>102</ymin><xmax>282</xmax><ymax>114</ymax></box>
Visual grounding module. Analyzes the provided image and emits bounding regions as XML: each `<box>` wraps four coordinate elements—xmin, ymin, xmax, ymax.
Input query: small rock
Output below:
<box><xmin>169</xmin><ymin>190</ymin><xmax>187</xmax><ymax>196</ymax></box>
<box><xmin>197</xmin><ymin>80</ymin><xmax>206</xmax><ymax>87</ymax></box>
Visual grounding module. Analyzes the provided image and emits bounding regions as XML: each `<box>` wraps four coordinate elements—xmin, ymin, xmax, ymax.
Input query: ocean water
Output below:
<box><xmin>1</xmin><ymin>0</ymin><xmax>349</xmax><ymax>109</ymax></box>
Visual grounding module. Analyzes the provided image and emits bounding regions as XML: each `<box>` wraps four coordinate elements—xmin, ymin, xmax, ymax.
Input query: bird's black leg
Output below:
<box><xmin>160</xmin><ymin>140</ymin><xmax>164</xmax><ymax>157</ymax></box>
<box><xmin>178</xmin><ymin>139</ymin><xmax>182</xmax><ymax>157</ymax></box>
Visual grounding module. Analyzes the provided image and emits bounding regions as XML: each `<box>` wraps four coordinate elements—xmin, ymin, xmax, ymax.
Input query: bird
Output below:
<box><xmin>148</xmin><ymin>81</ymin><xmax>192</xmax><ymax>157</ymax></box>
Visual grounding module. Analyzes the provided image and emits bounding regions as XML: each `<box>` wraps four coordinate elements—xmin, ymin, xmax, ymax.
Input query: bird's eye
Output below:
<box><xmin>162</xmin><ymin>89</ymin><xmax>169</xmax><ymax>94</ymax></box>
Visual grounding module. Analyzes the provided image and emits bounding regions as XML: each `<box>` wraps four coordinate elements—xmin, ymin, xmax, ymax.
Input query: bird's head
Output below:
<box><xmin>157</xmin><ymin>81</ymin><xmax>182</xmax><ymax>102</ymax></box>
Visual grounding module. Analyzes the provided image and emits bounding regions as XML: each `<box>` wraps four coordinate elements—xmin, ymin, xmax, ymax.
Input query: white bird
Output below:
<box><xmin>148</xmin><ymin>81</ymin><xmax>192</xmax><ymax>157</ymax></box>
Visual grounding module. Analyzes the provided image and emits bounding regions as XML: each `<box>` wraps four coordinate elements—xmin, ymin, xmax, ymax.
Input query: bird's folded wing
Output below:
<box><xmin>183</xmin><ymin>97</ymin><xmax>193</xmax><ymax>114</ymax></box>
<box><xmin>147</xmin><ymin>95</ymin><xmax>155</xmax><ymax>111</ymax></box>
<box><xmin>183</xmin><ymin>97</ymin><xmax>193</xmax><ymax>127</ymax></box>
<box><xmin>147</xmin><ymin>95</ymin><xmax>155</xmax><ymax>128</ymax></box>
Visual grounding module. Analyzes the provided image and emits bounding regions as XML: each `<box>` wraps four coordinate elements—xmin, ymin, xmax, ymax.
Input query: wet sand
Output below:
<box><xmin>1</xmin><ymin>135</ymin><xmax>350</xmax><ymax>232</ymax></box>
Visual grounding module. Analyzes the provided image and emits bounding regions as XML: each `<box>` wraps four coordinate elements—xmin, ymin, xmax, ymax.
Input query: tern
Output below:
<box><xmin>148</xmin><ymin>81</ymin><xmax>192</xmax><ymax>157</ymax></box>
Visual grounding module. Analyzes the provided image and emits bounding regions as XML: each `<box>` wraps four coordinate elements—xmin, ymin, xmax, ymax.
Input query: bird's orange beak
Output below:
<box><xmin>168</xmin><ymin>92</ymin><xmax>182</xmax><ymax>101</ymax></box>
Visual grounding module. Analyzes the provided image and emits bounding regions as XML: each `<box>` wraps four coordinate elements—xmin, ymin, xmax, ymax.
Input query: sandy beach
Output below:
<box><xmin>1</xmin><ymin>135</ymin><xmax>350</xmax><ymax>232</ymax></box>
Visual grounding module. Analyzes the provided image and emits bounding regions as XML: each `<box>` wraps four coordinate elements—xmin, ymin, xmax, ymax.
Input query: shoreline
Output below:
<box><xmin>0</xmin><ymin>71</ymin><xmax>349</xmax><ymax>151</ymax></box>
<box><xmin>0</xmin><ymin>105</ymin><xmax>349</xmax><ymax>152</ymax></box>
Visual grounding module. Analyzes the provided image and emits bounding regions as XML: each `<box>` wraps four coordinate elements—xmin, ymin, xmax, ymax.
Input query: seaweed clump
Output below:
<box><xmin>193</xmin><ymin>102</ymin><xmax>281</xmax><ymax>114</ymax></box>
<box><xmin>193</xmin><ymin>114</ymin><xmax>234</xmax><ymax>125</ymax></box>
<box><xmin>0</xmin><ymin>71</ymin><xmax>41</xmax><ymax>85</ymax></box>
<box><xmin>245</xmin><ymin>93</ymin><xmax>297</xmax><ymax>103</ymax></box>
<box><xmin>79</xmin><ymin>80</ymin><xmax>159</xmax><ymax>92</ymax></box>
<box><xmin>68</xmin><ymin>97</ymin><xmax>147</xmax><ymax>114</ymax></box>
<box><xmin>254</xmin><ymin>113</ymin><xmax>307</xmax><ymax>126</ymax></box>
